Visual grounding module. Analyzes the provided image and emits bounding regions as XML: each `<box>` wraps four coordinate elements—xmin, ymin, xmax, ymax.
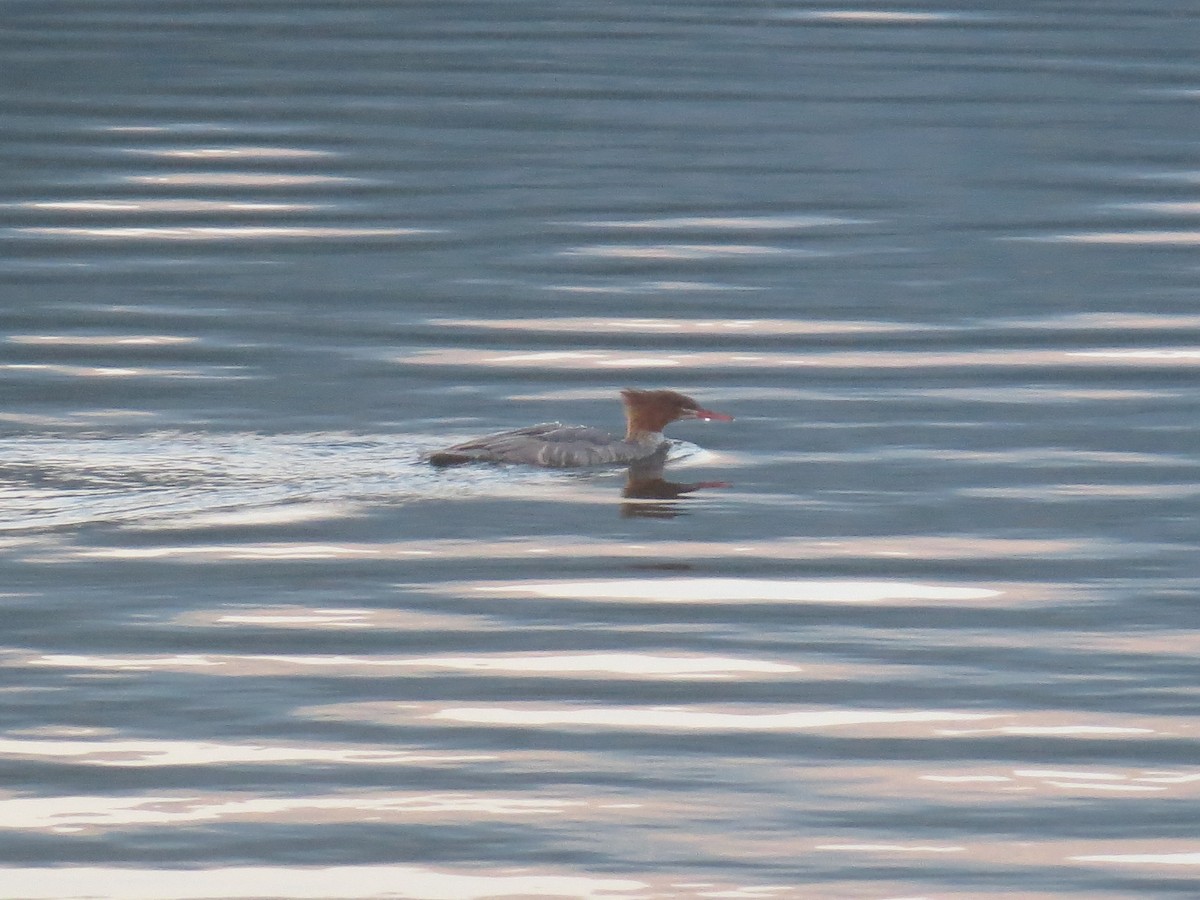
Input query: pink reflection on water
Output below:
<box><xmin>428</xmin><ymin>316</ymin><xmax>921</xmax><ymax>335</ymax></box>
<box><xmin>0</xmin><ymin>865</ymin><xmax>650</xmax><ymax>900</ymax></box>
<box><xmin>0</xmin><ymin>736</ymin><xmax>490</xmax><ymax>769</ymax></box>
<box><xmin>395</xmin><ymin>346</ymin><xmax>1200</xmax><ymax>370</ymax></box>
<box><xmin>56</xmin><ymin>537</ymin><xmax>1106</xmax><ymax>569</ymax></box>
<box><xmin>20</xmin><ymin>650</ymin><xmax>802</xmax><ymax>681</ymax></box>
<box><xmin>16</xmin><ymin>226</ymin><xmax>434</xmax><ymax>241</ymax></box>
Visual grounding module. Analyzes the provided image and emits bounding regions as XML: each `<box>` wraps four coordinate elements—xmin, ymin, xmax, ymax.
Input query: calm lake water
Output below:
<box><xmin>2</xmin><ymin>1</ymin><xmax>1199</xmax><ymax>898</ymax></box>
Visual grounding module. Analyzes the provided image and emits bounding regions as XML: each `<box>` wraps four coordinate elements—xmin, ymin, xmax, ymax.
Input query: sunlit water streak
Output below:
<box><xmin>0</xmin><ymin>866</ymin><xmax>653</xmax><ymax>900</ymax></box>
<box><xmin>14</xmin><ymin>226</ymin><xmax>436</xmax><ymax>241</ymax></box>
<box><xmin>395</xmin><ymin>346</ymin><xmax>1200</xmax><ymax>371</ymax></box>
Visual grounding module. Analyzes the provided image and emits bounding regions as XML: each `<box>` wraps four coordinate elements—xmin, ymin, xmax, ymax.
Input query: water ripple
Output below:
<box><xmin>12</xmin><ymin>225</ymin><xmax>435</xmax><ymax>241</ymax></box>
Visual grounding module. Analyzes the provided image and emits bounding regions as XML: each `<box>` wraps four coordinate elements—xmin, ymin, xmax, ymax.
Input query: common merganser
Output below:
<box><xmin>428</xmin><ymin>388</ymin><xmax>733</xmax><ymax>467</ymax></box>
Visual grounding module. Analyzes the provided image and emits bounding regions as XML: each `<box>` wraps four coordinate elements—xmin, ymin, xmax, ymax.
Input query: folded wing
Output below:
<box><xmin>428</xmin><ymin>423</ymin><xmax>634</xmax><ymax>466</ymax></box>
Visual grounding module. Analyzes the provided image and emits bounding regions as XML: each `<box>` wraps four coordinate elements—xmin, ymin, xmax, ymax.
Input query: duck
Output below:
<box><xmin>427</xmin><ymin>388</ymin><xmax>732</xmax><ymax>467</ymax></box>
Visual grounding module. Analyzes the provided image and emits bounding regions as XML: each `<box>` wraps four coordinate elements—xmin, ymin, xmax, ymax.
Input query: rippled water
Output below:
<box><xmin>3</xmin><ymin>1</ymin><xmax>1199</xmax><ymax>898</ymax></box>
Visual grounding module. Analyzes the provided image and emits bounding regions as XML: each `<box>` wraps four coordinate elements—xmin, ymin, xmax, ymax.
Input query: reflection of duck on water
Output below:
<box><xmin>621</xmin><ymin>446</ymin><xmax>731</xmax><ymax>520</ymax></box>
<box><xmin>428</xmin><ymin>389</ymin><xmax>732</xmax><ymax>467</ymax></box>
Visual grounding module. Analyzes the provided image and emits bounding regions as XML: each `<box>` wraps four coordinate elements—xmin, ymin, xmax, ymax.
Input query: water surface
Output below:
<box><xmin>2</xmin><ymin>1</ymin><xmax>1199</xmax><ymax>897</ymax></box>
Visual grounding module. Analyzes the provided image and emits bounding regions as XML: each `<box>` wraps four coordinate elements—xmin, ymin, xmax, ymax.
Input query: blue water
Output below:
<box><xmin>2</xmin><ymin>2</ymin><xmax>1199</xmax><ymax>898</ymax></box>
